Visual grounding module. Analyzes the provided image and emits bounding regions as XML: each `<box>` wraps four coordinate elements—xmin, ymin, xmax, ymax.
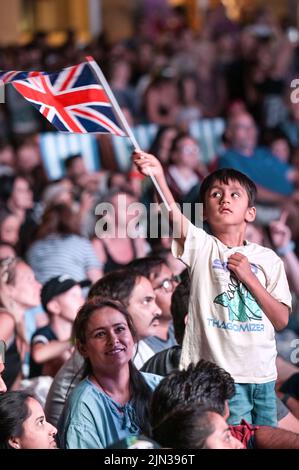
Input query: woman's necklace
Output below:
<box><xmin>90</xmin><ymin>374</ymin><xmax>130</xmax><ymax>408</ymax></box>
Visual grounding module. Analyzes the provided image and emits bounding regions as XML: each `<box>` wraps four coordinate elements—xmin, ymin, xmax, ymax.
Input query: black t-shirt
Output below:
<box><xmin>141</xmin><ymin>345</ymin><xmax>181</xmax><ymax>376</ymax></box>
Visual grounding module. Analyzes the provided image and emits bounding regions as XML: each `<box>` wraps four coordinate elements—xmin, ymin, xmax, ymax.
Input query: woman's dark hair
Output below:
<box><xmin>64</xmin><ymin>154</ymin><xmax>82</xmax><ymax>172</ymax></box>
<box><xmin>199</xmin><ymin>168</ymin><xmax>257</xmax><ymax>207</ymax></box>
<box><xmin>0</xmin><ymin>175</ymin><xmax>17</xmax><ymax>203</ymax></box>
<box><xmin>0</xmin><ymin>391</ymin><xmax>33</xmax><ymax>449</ymax></box>
<box><xmin>0</xmin><ymin>175</ymin><xmax>31</xmax><ymax>204</ymax></box>
<box><xmin>34</xmin><ymin>204</ymin><xmax>80</xmax><ymax>240</ymax></box>
<box><xmin>73</xmin><ymin>298</ymin><xmax>153</xmax><ymax>435</ymax></box>
<box><xmin>148</xmin><ymin>125</ymin><xmax>179</xmax><ymax>159</ymax></box>
<box><xmin>152</xmin><ymin>404</ymin><xmax>215</xmax><ymax>449</ymax></box>
<box><xmin>170</xmin><ymin>131</ymin><xmax>195</xmax><ymax>154</ymax></box>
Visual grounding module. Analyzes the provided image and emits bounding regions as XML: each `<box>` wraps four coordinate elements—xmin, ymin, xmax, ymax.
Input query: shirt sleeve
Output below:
<box><xmin>31</xmin><ymin>328</ymin><xmax>53</xmax><ymax>345</ymax></box>
<box><xmin>141</xmin><ymin>372</ymin><xmax>163</xmax><ymax>390</ymax></box>
<box><xmin>229</xmin><ymin>420</ymin><xmax>258</xmax><ymax>449</ymax></box>
<box><xmin>65</xmin><ymin>421</ymin><xmax>104</xmax><ymax>449</ymax></box>
<box><xmin>266</xmin><ymin>255</ymin><xmax>292</xmax><ymax>311</ymax></box>
<box><xmin>63</xmin><ymin>397</ymin><xmax>104</xmax><ymax>449</ymax></box>
<box><xmin>171</xmin><ymin>221</ymin><xmax>211</xmax><ymax>268</ymax></box>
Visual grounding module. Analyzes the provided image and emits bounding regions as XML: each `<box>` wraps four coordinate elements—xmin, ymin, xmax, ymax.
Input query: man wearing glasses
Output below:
<box><xmin>128</xmin><ymin>256</ymin><xmax>178</xmax><ymax>353</ymax></box>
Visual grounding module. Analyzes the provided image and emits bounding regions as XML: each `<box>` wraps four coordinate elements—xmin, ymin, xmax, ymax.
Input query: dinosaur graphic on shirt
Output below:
<box><xmin>214</xmin><ymin>275</ymin><xmax>262</xmax><ymax>322</ymax></box>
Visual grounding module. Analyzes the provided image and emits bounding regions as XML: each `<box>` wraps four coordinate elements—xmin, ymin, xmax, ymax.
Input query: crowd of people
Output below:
<box><xmin>1</xmin><ymin>3</ymin><xmax>299</xmax><ymax>450</ymax></box>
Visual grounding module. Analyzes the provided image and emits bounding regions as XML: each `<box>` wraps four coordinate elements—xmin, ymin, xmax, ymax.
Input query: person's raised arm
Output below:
<box><xmin>269</xmin><ymin>211</ymin><xmax>299</xmax><ymax>296</ymax></box>
<box><xmin>254</xmin><ymin>425</ymin><xmax>299</xmax><ymax>449</ymax></box>
<box><xmin>133</xmin><ymin>150</ymin><xmax>189</xmax><ymax>249</ymax></box>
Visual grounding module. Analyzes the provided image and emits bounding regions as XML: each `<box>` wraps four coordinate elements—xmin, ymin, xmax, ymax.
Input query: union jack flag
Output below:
<box><xmin>0</xmin><ymin>70</ymin><xmax>45</xmax><ymax>83</ymax></box>
<box><xmin>0</xmin><ymin>60</ymin><xmax>126</xmax><ymax>135</ymax></box>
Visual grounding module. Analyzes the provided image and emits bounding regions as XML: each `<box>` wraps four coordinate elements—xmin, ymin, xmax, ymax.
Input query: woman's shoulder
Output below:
<box><xmin>68</xmin><ymin>378</ymin><xmax>108</xmax><ymax>407</ymax></box>
<box><xmin>140</xmin><ymin>372</ymin><xmax>163</xmax><ymax>389</ymax></box>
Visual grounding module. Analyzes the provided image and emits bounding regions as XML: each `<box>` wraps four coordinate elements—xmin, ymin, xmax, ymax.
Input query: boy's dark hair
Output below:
<box><xmin>199</xmin><ymin>168</ymin><xmax>257</xmax><ymax>207</ymax></box>
<box><xmin>88</xmin><ymin>269</ymin><xmax>143</xmax><ymax>305</ymax></box>
<box><xmin>171</xmin><ymin>273</ymin><xmax>190</xmax><ymax>345</ymax></box>
<box><xmin>150</xmin><ymin>360</ymin><xmax>235</xmax><ymax>428</ymax></box>
<box><xmin>152</xmin><ymin>404</ymin><xmax>215</xmax><ymax>449</ymax></box>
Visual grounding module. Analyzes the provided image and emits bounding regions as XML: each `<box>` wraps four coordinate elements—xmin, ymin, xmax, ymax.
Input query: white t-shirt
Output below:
<box><xmin>133</xmin><ymin>340</ymin><xmax>155</xmax><ymax>370</ymax></box>
<box><xmin>172</xmin><ymin>222</ymin><xmax>292</xmax><ymax>384</ymax></box>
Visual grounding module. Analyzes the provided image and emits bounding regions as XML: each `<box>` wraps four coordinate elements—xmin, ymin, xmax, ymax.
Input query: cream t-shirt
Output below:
<box><xmin>172</xmin><ymin>222</ymin><xmax>292</xmax><ymax>383</ymax></box>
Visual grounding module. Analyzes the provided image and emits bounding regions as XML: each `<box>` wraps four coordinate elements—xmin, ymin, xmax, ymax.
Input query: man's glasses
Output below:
<box><xmin>178</xmin><ymin>144</ymin><xmax>199</xmax><ymax>155</ymax></box>
<box><xmin>153</xmin><ymin>275</ymin><xmax>179</xmax><ymax>293</ymax></box>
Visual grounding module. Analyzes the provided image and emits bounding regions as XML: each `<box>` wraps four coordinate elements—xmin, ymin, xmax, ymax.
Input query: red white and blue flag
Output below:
<box><xmin>0</xmin><ymin>59</ymin><xmax>126</xmax><ymax>135</ymax></box>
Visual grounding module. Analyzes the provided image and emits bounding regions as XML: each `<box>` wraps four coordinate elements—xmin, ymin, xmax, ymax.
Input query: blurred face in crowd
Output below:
<box><xmin>227</xmin><ymin>113</ymin><xmax>257</xmax><ymax>155</ymax></box>
<box><xmin>67</xmin><ymin>157</ymin><xmax>88</xmax><ymax>186</ymax></box>
<box><xmin>127</xmin><ymin>276</ymin><xmax>161</xmax><ymax>339</ymax></box>
<box><xmin>16</xmin><ymin>144</ymin><xmax>40</xmax><ymax>172</ymax></box>
<box><xmin>11</xmin><ymin>262</ymin><xmax>41</xmax><ymax>308</ymax></box>
<box><xmin>172</xmin><ymin>136</ymin><xmax>201</xmax><ymax>169</ymax></box>
<box><xmin>111</xmin><ymin>192</ymin><xmax>137</xmax><ymax>229</ymax></box>
<box><xmin>158</xmin><ymin>128</ymin><xmax>178</xmax><ymax>164</ymax></box>
<box><xmin>0</xmin><ymin>214</ymin><xmax>20</xmax><ymax>246</ymax></box>
<box><xmin>150</xmin><ymin>264</ymin><xmax>177</xmax><ymax>320</ymax></box>
<box><xmin>245</xmin><ymin>223</ymin><xmax>264</xmax><ymax>245</ymax></box>
<box><xmin>0</xmin><ymin>145</ymin><xmax>15</xmax><ymax>168</ymax></box>
<box><xmin>10</xmin><ymin>177</ymin><xmax>33</xmax><ymax>210</ymax></box>
<box><xmin>270</xmin><ymin>138</ymin><xmax>290</xmax><ymax>163</ymax></box>
<box><xmin>0</xmin><ymin>244</ymin><xmax>16</xmax><ymax>260</ymax></box>
<box><xmin>9</xmin><ymin>398</ymin><xmax>57</xmax><ymax>449</ymax></box>
<box><xmin>48</xmin><ymin>285</ymin><xmax>85</xmax><ymax>322</ymax></box>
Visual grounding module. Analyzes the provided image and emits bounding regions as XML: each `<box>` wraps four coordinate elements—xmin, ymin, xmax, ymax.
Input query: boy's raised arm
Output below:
<box><xmin>133</xmin><ymin>150</ymin><xmax>189</xmax><ymax>248</ymax></box>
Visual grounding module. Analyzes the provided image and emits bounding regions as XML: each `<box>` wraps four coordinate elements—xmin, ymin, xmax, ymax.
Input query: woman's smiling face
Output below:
<box><xmin>79</xmin><ymin>306</ymin><xmax>135</xmax><ymax>371</ymax></box>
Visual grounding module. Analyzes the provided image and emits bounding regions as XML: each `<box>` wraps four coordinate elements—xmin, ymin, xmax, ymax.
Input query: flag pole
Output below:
<box><xmin>86</xmin><ymin>56</ymin><xmax>170</xmax><ymax>211</ymax></box>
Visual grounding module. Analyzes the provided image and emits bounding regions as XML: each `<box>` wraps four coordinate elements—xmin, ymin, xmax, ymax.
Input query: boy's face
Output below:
<box><xmin>53</xmin><ymin>285</ymin><xmax>85</xmax><ymax>322</ymax></box>
<box><xmin>203</xmin><ymin>179</ymin><xmax>256</xmax><ymax>231</ymax></box>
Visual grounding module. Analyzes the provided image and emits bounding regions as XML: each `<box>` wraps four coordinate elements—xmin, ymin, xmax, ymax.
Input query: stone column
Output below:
<box><xmin>88</xmin><ymin>0</ymin><xmax>102</xmax><ymax>38</ymax></box>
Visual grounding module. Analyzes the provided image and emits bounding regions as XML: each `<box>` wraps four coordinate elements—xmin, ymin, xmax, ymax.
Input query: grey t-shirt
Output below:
<box><xmin>143</xmin><ymin>323</ymin><xmax>177</xmax><ymax>353</ymax></box>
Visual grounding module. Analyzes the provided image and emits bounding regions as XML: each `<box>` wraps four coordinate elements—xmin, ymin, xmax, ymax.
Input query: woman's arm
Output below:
<box><xmin>269</xmin><ymin>215</ymin><xmax>299</xmax><ymax>296</ymax></box>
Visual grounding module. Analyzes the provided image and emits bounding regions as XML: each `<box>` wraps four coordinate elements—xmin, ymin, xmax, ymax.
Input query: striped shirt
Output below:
<box><xmin>27</xmin><ymin>234</ymin><xmax>102</xmax><ymax>284</ymax></box>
